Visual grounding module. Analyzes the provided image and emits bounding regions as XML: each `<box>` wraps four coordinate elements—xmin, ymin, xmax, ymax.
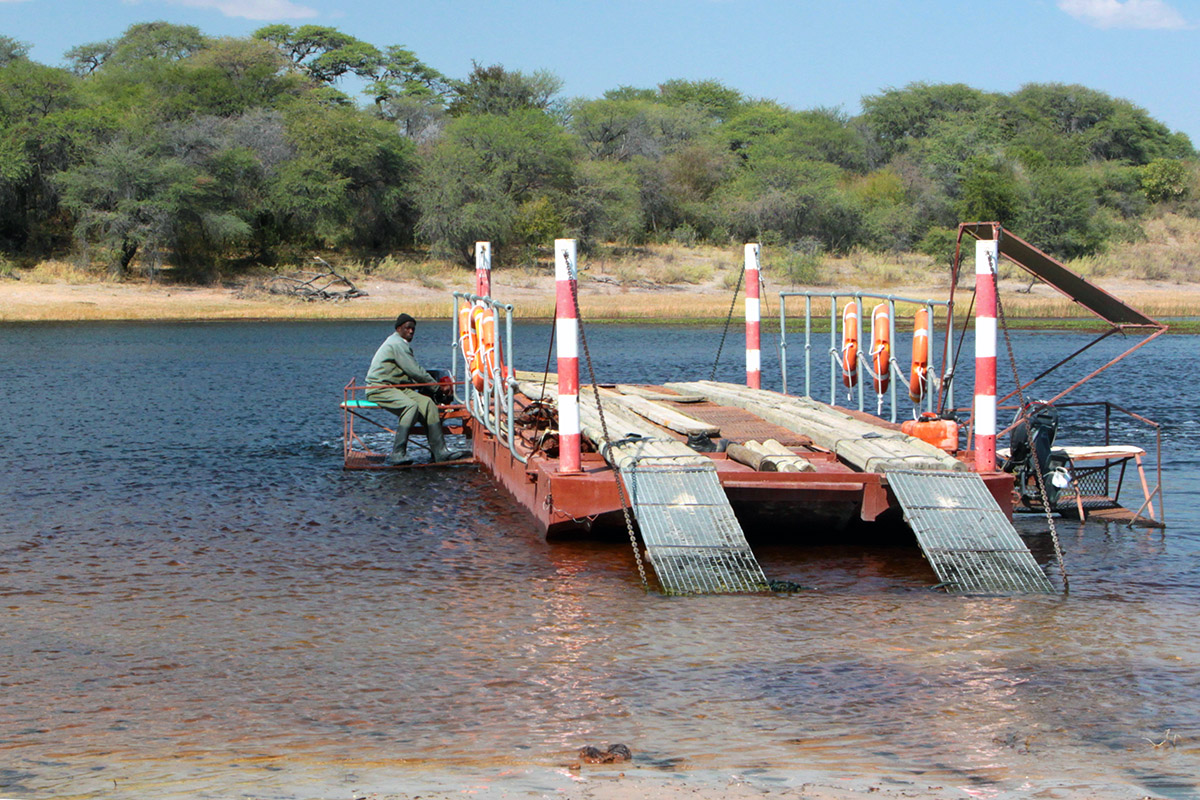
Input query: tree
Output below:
<box><xmin>447</xmin><ymin>63</ymin><xmax>562</xmax><ymax>117</ymax></box>
<box><xmin>270</xmin><ymin>100</ymin><xmax>418</xmax><ymax>254</ymax></box>
<box><xmin>0</xmin><ymin>35</ymin><xmax>29</xmax><ymax>67</ymax></box>
<box><xmin>415</xmin><ymin>110</ymin><xmax>576</xmax><ymax>261</ymax></box>
<box><xmin>106</xmin><ymin>22</ymin><xmax>208</xmax><ymax>67</ymax></box>
<box><xmin>56</xmin><ymin>137</ymin><xmax>248</xmax><ymax>277</ymax></box>
<box><xmin>1140</xmin><ymin>158</ymin><xmax>1190</xmax><ymax>203</ymax></box>
<box><xmin>568</xmin><ymin>159</ymin><xmax>642</xmax><ymax>245</ymax></box>
<box><xmin>1017</xmin><ymin>167</ymin><xmax>1101</xmax><ymax>258</ymax></box>
<box><xmin>168</xmin><ymin>37</ymin><xmax>300</xmax><ymax>117</ymax></box>
<box><xmin>657</xmin><ymin>79</ymin><xmax>744</xmax><ymax>124</ymax></box>
<box><xmin>366</xmin><ymin>44</ymin><xmax>450</xmax><ymax>105</ymax></box>
<box><xmin>0</xmin><ymin>59</ymin><xmax>88</xmax><ymax>255</ymax></box>
<box><xmin>253</xmin><ymin>25</ymin><xmax>382</xmax><ymax>83</ymax></box>
<box><xmin>569</xmin><ymin>97</ymin><xmax>708</xmax><ymax>161</ymax></box>
<box><xmin>860</xmin><ymin>83</ymin><xmax>992</xmax><ymax>159</ymax></box>
<box><xmin>957</xmin><ymin>154</ymin><xmax>1024</xmax><ymax>224</ymax></box>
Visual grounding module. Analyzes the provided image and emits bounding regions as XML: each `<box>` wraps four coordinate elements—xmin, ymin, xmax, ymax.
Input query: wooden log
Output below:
<box><xmin>602</xmin><ymin>393</ymin><xmax>719</xmax><ymax>438</ymax></box>
<box><xmin>666</xmin><ymin>380</ymin><xmax>964</xmax><ymax>473</ymax></box>
<box><xmin>726</xmin><ymin>441</ymin><xmax>815</xmax><ymax>473</ymax></box>
<box><xmin>515</xmin><ymin>380</ymin><xmax>707</xmax><ymax>469</ymax></box>
<box><xmin>615</xmin><ymin>384</ymin><xmax>705</xmax><ymax>403</ymax></box>
<box><xmin>519</xmin><ymin>373</ymin><xmax>717</xmax><ymax>438</ymax></box>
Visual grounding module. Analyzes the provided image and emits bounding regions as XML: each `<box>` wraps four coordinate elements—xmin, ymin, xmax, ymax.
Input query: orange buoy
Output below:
<box><xmin>458</xmin><ymin>304</ymin><xmax>482</xmax><ymax>390</ymax></box>
<box><xmin>466</xmin><ymin>305</ymin><xmax>487</xmax><ymax>390</ymax></box>
<box><xmin>473</xmin><ymin>304</ymin><xmax>505</xmax><ymax>385</ymax></box>
<box><xmin>909</xmin><ymin>308</ymin><xmax>929</xmax><ymax>403</ymax></box>
<box><xmin>841</xmin><ymin>302</ymin><xmax>858</xmax><ymax>388</ymax></box>
<box><xmin>870</xmin><ymin>302</ymin><xmax>890</xmax><ymax>394</ymax></box>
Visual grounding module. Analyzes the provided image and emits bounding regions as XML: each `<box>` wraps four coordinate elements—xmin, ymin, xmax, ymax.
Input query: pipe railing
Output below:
<box><xmin>451</xmin><ymin>291</ymin><xmax>526</xmax><ymax>464</ymax></box>
<box><xmin>778</xmin><ymin>291</ymin><xmax>952</xmax><ymax>423</ymax></box>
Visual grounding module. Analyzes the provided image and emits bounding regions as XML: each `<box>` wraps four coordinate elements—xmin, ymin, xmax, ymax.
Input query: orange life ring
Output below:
<box><xmin>473</xmin><ymin>304</ymin><xmax>505</xmax><ymax>386</ymax></box>
<box><xmin>870</xmin><ymin>302</ymin><xmax>890</xmax><ymax>394</ymax></box>
<box><xmin>909</xmin><ymin>308</ymin><xmax>929</xmax><ymax>403</ymax></box>
<box><xmin>841</xmin><ymin>302</ymin><xmax>858</xmax><ymax>388</ymax></box>
<box><xmin>460</xmin><ymin>304</ymin><xmax>484</xmax><ymax>391</ymax></box>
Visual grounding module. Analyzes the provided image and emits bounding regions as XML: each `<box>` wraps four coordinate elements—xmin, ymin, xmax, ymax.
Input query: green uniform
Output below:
<box><xmin>365</xmin><ymin>332</ymin><xmax>446</xmax><ymax>463</ymax></box>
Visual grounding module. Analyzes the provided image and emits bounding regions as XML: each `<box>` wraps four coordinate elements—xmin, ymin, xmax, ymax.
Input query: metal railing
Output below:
<box><xmin>778</xmin><ymin>291</ymin><xmax>953</xmax><ymax>423</ymax></box>
<box><xmin>451</xmin><ymin>292</ymin><xmax>527</xmax><ymax>464</ymax></box>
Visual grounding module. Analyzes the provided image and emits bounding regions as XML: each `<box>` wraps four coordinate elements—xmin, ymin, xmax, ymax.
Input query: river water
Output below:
<box><xmin>2</xmin><ymin>319</ymin><xmax>1198</xmax><ymax>799</ymax></box>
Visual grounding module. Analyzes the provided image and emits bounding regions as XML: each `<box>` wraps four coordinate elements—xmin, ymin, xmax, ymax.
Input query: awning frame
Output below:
<box><xmin>944</xmin><ymin>222</ymin><xmax>1168</xmax><ymax>420</ymax></box>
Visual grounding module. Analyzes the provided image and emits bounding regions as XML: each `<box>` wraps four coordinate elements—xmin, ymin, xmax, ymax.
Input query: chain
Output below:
<box><xmin>710</xmin><ymin>261</ymin><xmax>745</xmax><ymax>380</ymax></box>
<box><xmin>990</xmin><ymin>252</ymin><xmax>1069</xmax><ymax>592</ymax></box>
<box><xmin>568</xmin><ymin>274</ymin><xmax>650</xmax><ymax>592</ymax></box>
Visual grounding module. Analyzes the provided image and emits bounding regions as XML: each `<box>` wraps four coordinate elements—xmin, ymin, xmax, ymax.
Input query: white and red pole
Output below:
<box><xmin>475</xmin><ymin>241</ymin><xmax>491</xmax><ymax>298</ymax></box>
<box><xmin>974</xmin><ymin>236</ymin><xmax>999</xmax><ymax>473</ymax></box>
<box><xmin>745</xmin><ymin>243</ymin><xmax>761</xmax><ymax>389</ymax></box>
<box><xmin>555</xmin><ymin>239</ymin><xmax>581</xmax><ymax>474</ymax></box>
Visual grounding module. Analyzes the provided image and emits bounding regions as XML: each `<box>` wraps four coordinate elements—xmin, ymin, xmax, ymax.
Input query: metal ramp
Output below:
<box><xmin>887</xmin><ymin>470</ymin><xmax>1054</xmax><ymax>594</ymax></box>
<box><xmin>623</xmin><ymin>457</ymin><xmax>769</xmax><ymax>595</ymax></box>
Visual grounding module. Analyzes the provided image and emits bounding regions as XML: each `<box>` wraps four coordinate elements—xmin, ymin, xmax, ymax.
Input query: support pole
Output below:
<box><xmin>974</xmin><ymin>236</ymin><xmax>999</xmax><ymax>473</ymax></box>
<box><xmin>475</xmin><ymin>241</ymin><xmax>491</xmax><ymax>298</ymax></box>
<box><xmin>555</xmin><ymin>239</ymin><xmax>581</xmax><ymax>474</ymax></box>
<box><xmin>745</xmin><ymin>243</ymin><xmax>761</xmax><ymax>389</ymax></box>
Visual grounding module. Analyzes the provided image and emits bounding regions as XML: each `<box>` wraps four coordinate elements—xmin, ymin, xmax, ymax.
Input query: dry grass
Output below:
<box><xmin>1073</xmin><ymin>213</ymin><xmax>1200</xmax><ymax>282</ymax></box>
<box><xmin>23</xmin><ymin>259</ymin><xmax>111</xmax><ymax>285</ymax></box>
<box><xmin>8</xmin><ymin>219</ymin><xmax>1200</xmax><ymax>322</ymax></box>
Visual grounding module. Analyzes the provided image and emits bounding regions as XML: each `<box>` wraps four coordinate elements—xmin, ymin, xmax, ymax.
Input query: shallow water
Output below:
<box><xmin>2</xmin><ymin>320</ymin><xmax>1198</xmax><ymax>798</ymax></box>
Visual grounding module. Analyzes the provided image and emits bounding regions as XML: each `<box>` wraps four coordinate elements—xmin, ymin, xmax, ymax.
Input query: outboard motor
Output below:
<box><xmin>1001</xmin><ymin>400</ymin><xmax>1071</xmax><ymax>508</ymax></box>
<box><xmin>427</xmin><ymin>368</ymin><xmax>455</xmax><ymax>405</ymax></box>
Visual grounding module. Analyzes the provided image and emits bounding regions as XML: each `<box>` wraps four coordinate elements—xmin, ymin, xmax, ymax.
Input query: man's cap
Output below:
<box><xmin>394</xmin><ymin>313</ymin><xmax>416</xmax><ymax>329</ymax></box>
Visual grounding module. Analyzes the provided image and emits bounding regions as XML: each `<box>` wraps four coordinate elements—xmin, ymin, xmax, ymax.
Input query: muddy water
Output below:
<box><xmin>2</xmin><ymin>320</ymin><xmax>1198</xmax><ymax>798</ymax></box>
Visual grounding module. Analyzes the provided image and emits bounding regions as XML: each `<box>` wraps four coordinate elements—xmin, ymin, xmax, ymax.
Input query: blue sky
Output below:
<box><xmin>2</xmin><ymin>0</ymin><xmax>1198</xmax><ymax>144</ymax></box>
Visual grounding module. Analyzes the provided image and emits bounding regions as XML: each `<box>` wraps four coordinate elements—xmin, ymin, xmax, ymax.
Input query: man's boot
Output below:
<box><xmin>385</xmin><ymin>421</ymin><xmax>414</xmax><ymax>466</ymax></box>
<box><xmin>427</xmin><ymin>417</ymin><xmax>471</xmax><ymax>462</ymax></box>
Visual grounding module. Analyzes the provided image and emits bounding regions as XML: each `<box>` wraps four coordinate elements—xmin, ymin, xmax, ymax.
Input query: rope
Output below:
<box><xmin>710</xmin><ymin>261</ymin><xmax>745</xmax><ymax>381</ymax></box>
<box><xmin>568</xmin><ymin>274</ymin><xmax>651</xmax><ymax>593</ymax></box>
<box><xmin>990</xmin><ymin>251</ymin><xmax>1069</xmax><ymax>592</ymax></box>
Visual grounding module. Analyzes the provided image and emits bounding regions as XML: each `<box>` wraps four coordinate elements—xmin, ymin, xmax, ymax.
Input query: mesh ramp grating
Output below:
<box><xmin>625</xmin><ymin>459</ymin><xmax>769</xmax><ymax>595</ymax></box>
<box><xmin>887</xmin><ymin>470</ymin><xmax>1055</xmax><ymax>594</ymax></box>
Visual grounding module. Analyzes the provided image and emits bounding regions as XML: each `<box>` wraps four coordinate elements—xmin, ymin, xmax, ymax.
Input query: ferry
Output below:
<box><xmin>341</xmin><ymin>223</ymin><xmax>1164</xmax><ymax>595</ymax></box>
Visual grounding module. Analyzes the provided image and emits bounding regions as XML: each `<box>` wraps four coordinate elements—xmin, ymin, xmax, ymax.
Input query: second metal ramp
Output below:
<box><xmin>623</xmin><ymin>456</ymin><xmax>769</xmax><ymax>595</ymax></box>
<box><xmin>887</xmin><ymin>470</ymin><xmax>1054</xmax><ymax>594</ymax></box>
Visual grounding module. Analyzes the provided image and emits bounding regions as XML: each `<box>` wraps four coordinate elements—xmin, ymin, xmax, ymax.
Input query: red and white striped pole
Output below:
<box><xmin>974</xmin><ymin>235</ymin><xmax>999</xmax><ymax>473</ymax></box>
<box><xmin>475</xmin><ymin>241</ymin><xmax>491</xmax><ymax>298</ymax></box>
<box><xmin>745</xmin><ymin>243</ymin><xmax>761</xmax><ymax>389</ymax></box>
<box><xmin>555</xmin><ymin>239</ymin><xmax>581</xmax><ymax>474</ymax></box>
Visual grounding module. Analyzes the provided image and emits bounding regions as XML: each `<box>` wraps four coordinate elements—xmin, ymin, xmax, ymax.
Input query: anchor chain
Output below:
<box><xmin>568</xmin><ymin>274</ymin><xmax>650</xmax><ymax>592</ymax></box>
<box><xmin>990</xmin><ymin>251</ymin><xmax>1070</xmax><ymax>592</ymax></box>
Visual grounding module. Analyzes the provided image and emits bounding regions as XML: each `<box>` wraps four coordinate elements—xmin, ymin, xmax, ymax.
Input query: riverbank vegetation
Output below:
<box><xmin>1</xmin><ymin>22</ymin><xmax>1198</xmax><ymax>289</ymax></box>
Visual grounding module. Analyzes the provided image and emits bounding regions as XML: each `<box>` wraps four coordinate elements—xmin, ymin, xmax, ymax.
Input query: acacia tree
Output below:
<box><xmin>56</xmin><ymin>137</ymin><xmax>249</xmax><ymax>277</ymax></box>
<box><xmin>253</xmin><ymin>24</ymin><xmax>382</xmax><ymax>83</ymax></box>
<box><xmin>447</xmin><ymin>63</ymin><xmax>562</xmax><ymax>117</ymax></box>
<box><xmin>416</xmin><ymin>110</ymin><xmax>576</xmax><ymax>263</ymax></box>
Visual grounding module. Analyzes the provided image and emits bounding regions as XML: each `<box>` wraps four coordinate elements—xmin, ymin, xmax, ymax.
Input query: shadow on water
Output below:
<box><xmin>2</xmin><ymin>321</ymin><xmax>1199</xmax><ymax>798</ymax></box>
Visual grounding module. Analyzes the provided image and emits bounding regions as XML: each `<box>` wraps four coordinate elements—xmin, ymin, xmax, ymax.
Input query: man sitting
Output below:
<box><xmin>366</xmin><ymin>313</ymin><xmax>471</xmax><ymax>466</ymax></box>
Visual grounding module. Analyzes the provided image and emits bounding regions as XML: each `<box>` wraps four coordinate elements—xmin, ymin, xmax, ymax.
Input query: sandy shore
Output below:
<box><xmin>2</xmin><ymin>272</ymin><xmax>1195</xmax><ymax>324</ymax></box>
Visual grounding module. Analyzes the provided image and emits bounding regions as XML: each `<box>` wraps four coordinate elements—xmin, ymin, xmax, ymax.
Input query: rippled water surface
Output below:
<box><xmin>2</xmin><ymin>320</ymin><xmax>1199</xmax><ymax>798</ymax></box>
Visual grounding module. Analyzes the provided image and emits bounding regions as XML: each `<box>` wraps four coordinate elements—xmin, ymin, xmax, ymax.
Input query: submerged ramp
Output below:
<box><xmin>516</xmin><ymin>376</ymin><xmax>769</xmax><ymax>595</ymax></box>
<box><xmin>621</xmin><ymin>453</ymin><xmax>769</xmax><ymax>595</ymax></box>
<box><xmin>887</xmin><ymin>470</ymin><xmax>1054</xmax><ymax>594</ymax></box>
